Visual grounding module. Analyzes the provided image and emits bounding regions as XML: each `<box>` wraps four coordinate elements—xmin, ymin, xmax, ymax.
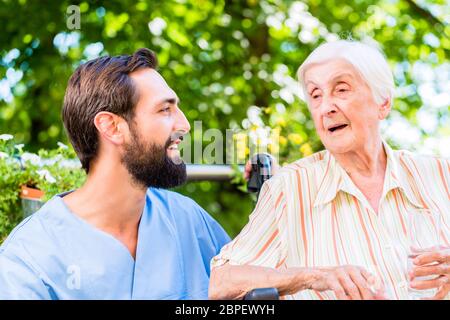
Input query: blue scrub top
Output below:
<box><xmin>0</xmin><ymin>188</ymin><xmax>230</xmax><ymax>299</ymax></box>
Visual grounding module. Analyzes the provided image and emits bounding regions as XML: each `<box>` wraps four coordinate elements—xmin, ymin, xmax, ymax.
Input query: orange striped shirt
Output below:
<box><xmin>211</xmin><ymin>142</ymin><xmax>450</xmax><ymax>299</ymax></box>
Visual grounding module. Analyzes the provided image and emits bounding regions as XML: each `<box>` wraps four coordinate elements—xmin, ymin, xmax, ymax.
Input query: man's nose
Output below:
<box><xmin>174</xmin><ymin>107</ymin><xmax>191</xmax><ymax>134</ymax></box>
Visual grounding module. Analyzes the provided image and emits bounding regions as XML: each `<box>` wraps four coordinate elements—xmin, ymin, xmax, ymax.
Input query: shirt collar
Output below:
<box><xmin>313</xmin><ymin>140</ymin><xmax>425</xmax><ymax>208</ymax></box>
<box><xmin>313</xmin><ymin>150</ymin><xmax>343</xmax><ymax>207</ymax></box>
<box><xmin>382</xmin><ymin>141</ymin><xmax>425</xmax><ymax>209</ymax></box>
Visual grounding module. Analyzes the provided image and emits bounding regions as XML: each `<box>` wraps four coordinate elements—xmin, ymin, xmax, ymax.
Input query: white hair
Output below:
<box><xmin>297</xmin><ymin>39</ymin><xmax>395</xmax><ymax>105</ymax></box>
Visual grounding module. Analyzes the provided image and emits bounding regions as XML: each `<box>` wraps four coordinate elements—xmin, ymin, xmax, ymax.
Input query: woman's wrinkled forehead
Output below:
<box><xmin>303</xmin><ymin>59</ymin><xmax>365</xmax><ymax>88</ymax></box>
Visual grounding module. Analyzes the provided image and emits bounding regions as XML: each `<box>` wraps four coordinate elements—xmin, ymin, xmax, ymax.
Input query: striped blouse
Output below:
<box><xmin>211</xmin><ymin>141</ymin><xmax>450</xmax><ymax>299</ymax></box>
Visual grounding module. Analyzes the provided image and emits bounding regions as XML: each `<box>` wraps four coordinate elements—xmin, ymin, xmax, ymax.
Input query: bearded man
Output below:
<box><xmin>0</xmin><ymin>48</ymin><xmax>230</xmax><ymax>299</ymax></box>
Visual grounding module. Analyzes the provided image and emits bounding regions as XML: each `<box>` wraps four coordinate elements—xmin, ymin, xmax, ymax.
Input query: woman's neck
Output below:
<box><xmin>333</xmin><ymin>138</ymin><xmax>387</xmax><ymax>178</ymax></box>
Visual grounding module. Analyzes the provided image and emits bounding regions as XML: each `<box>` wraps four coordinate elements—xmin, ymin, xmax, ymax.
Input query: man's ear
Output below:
<box><xmin>378</xmin><ymin>97</ymin><xmax>391</xmax><ymax>120</ymax></box>
<box><xmin>93</xmin><ymin>112</ymin><xmax>128</xmax><ymax>145</ymax></box>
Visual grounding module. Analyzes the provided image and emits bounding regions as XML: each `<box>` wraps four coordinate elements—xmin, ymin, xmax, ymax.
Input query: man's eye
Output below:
<box><xmin>160</xmin><ymin>107</ymin><xmax>171</xmax><ymax>113</ymax></box>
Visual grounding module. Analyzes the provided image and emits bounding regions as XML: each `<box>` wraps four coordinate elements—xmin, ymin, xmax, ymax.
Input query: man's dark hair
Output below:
<box><xmin>62</xmin><ymin>48</ymin><xmax>158</xmax><ymax>173</ymax></box>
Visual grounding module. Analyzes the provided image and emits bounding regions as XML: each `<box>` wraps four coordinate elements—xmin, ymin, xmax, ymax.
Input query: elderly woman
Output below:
<box><xmin>209</xmin><ymin>40</ymin><xmax>450</xmax><ymax>300</ymax></box>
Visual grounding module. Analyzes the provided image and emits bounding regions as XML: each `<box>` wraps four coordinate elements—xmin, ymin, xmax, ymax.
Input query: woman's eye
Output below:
<box><xmin>160</xmin><ymin>107</ymin><xmax>171</xmax><ymax>113</ymax></box>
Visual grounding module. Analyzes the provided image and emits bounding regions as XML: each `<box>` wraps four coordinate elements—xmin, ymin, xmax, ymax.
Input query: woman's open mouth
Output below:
<box><xmin>327</xmin><ymin>124</ymin><xmax>348</xmax><ymax>134</ymax></box>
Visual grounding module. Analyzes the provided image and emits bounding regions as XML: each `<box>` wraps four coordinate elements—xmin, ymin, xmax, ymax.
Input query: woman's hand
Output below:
<box><xmin>409</xmin><ymin>247</ymin><xmax>450</xmax><ymax>300</ymax></box>
<box><xmin>305</xmin><ymin>265</ymin><xmax>387</xmax><ymax>300</ymax></box>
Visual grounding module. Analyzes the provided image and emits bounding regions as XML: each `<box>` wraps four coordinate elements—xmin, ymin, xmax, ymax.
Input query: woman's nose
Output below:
<box><xmin>320</xmin><ymin>96</ymin><xmax>338</xmax><ymax>117</ymax></box>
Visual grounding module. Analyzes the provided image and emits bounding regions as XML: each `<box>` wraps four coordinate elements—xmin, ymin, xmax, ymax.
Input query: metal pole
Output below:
<box><xmin>186</xmin><ymin>164</ymin><xmax>244</xmax><ymax>181</ymax></box>
<box><xmin>26</xmin><ymin>158</ymin><xmax>245</xmax><ymax>182</ymax></box>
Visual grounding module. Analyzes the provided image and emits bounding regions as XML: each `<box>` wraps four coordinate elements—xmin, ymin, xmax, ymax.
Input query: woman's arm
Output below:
<box><xmin>209</xmin><ymin>263</ymin><xmax>387</xmax><ymax>300</ymax></box>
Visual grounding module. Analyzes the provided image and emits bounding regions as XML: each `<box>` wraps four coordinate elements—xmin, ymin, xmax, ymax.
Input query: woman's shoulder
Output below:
<box><xmin>394</xmin><ymin>149</ymin><xmax>449</xmax><ymax>168</ymax></box>
<box><xmin>264</xmin><ymin>150</ymin><xmax>329</xmax><ymax>193</ymax></box>
<box><xmin>275</xmin><ymin>150</ymin><xmax>329</xmax><ymax>178</ymax></box>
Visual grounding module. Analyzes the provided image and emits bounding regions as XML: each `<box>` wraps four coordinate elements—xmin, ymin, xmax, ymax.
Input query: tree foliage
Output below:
<box><xmin>0</xmin><ymin>0</ymin><xmax>448</xmax><ymax>237</ymax></box>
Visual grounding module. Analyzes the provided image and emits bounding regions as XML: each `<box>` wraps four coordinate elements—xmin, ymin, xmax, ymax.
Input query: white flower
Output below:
<box><xmin>148</xmin><ymin>17</ymin><xmax>167</xmax><ymax>36</ymax></box>
<box><xmin>21</xmin><ymin>152</ymin><xmax>41</xmax><ymax>166</ymax></box>
<box><xmin>0</xmin><ymin>134</ymin><xmax>13</xmax><ymax>141</ymax></box>
<box><xmin>0</xmin><ymin>151</ymin><xmax>8</xmax><ymax>159</ymax></box>
<box><xmin>247</xmin><ymin>106</ymin><xmax>264</xmax><ymax>126</ymax></box>
<box><xmin>36</xmin><ymin>169</ymin><xmax>57</xmax><ymax>184</ymax></box>
<box><xmin>14</xmin><ymin>144</ymin><xmax>24</xmax><ymax>151</ymax></box>
<box><xmin>59</xmin><ymin>159</ymin><xmax>81</xmax><ymax>169</ymax></box>
<box><xmin>55</xmin><ymin>154</ymin><xmax>64</xmax><ymax>161</ymax></box>
<box><xmin>57</xmin><ymin>142</ymin><xmax>68</xmax><ymax>149</ymax></box>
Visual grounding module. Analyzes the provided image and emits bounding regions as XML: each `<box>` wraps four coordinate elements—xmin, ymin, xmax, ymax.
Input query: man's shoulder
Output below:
<box><xmin>145</xmin><ymin>188</ymin><xmax>229</xmax><ymax>243</ymax></box>
<box><xmin>0</xmin><ymin>197</ymin><xmax>59</xmax><ymax>258</ymax></box>
<box><xmin>146</xmin><ymin>188</ymin><xmax>211</xmax><ymax>222</ymax></box>
<box><xmin>146</xmin><ymin>187</ymin><xmax>200</xmax><ymax>209</ymax></box>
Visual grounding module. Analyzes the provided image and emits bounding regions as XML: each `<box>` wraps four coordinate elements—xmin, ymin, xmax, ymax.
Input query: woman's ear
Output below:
<box><xmin>93</xmin><ymin>112</ymin><xmax>127</xmax><ymax>145</ymax></box>
<box><xmin>378</xmin><ymin>97</ymin><xmax>391</xmax><ymax>120</ymax></box>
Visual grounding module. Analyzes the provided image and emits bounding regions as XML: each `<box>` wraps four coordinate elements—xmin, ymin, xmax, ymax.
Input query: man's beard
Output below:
<box><xmin>121</xmin><ymin>128</ymin><xmax>187</xmax><ymax>189</ymax></box>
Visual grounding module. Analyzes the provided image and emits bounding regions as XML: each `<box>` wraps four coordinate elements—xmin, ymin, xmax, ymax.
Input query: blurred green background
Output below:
<box><xmin>0</xmin><ymin>0</ymin><xmax>449</xmax><ymax>238</ymax></box>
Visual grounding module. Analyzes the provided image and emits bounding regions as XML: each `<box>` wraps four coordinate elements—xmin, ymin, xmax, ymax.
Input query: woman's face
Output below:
<box><xmin>303</xmin><ymin>59</ymin><xmax>389</xmax><ymax>155</ymax></box>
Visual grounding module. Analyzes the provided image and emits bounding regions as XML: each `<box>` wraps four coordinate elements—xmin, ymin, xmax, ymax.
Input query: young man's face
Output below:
<box><xmin>121</xmin><ymin>68</ymin><xmax>191</xmax><ymax>189</ymax></box>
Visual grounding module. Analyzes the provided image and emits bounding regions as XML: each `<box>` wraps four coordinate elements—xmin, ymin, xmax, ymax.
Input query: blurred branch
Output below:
<box><xmin>404</xmin><ymin>0</ymin><xmax>446</xmax><ymax>27</ymax></box>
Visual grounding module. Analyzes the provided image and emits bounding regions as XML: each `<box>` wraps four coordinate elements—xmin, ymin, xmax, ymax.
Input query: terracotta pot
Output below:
<box><xmin>20</xmin><ymin>185</ymin><xmax>44</xmax><ymax>217</ymax></box>
<box><xmin>20</xmin><ymin>185</ymin><xmax>45</xmax><ymax>200</ymax></box>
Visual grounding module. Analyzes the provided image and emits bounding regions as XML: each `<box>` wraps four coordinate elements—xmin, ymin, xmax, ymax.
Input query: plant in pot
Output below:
<box><xmin>0</xmin><ymin>134</ymin><xmax>86</xmax><ymax>242</ymax></box>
